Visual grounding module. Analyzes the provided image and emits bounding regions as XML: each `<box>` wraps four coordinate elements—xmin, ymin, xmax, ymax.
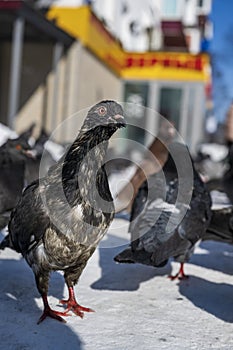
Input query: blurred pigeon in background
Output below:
<box><xmin>114</xmin><ymin>142</ymin><xmax>212</xmax><ymax>279</ymax></box>
<box><xmin>0</xmin><ymin>125</ymin><xmax>35</xmax><ymax>229</ymax></box>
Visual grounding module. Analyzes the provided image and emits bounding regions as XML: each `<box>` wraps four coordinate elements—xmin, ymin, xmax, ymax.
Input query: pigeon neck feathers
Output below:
<box><xmin>56</xmin><ymin>100</ymin><xmax>125</xmax><ymax>207</ymax></box>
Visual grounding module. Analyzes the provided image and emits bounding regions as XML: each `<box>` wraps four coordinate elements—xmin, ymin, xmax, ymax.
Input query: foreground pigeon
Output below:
<box><xmin>114</xmin><ymin>142</ymin><xmax>212</xmax><ymax>279</ymax></box>
<box><xmin>0</xmin><ymin>100</ymin><xmax>125</xmax><ymax>323</ymax></box>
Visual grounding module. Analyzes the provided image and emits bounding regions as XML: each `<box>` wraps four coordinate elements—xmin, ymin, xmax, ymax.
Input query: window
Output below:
<box><xmin>124</xmin><ymin>83</ymin><xmax>149</xmax><ymax>145</ymax></box>
<box><xmin>162</xmin><ymin>0</ymin><xmax>178</xmax><ymax>17</ymax></box>
<box><xmin>198</xmin><ymin>0</ymin><xmax>204</xmax><ymax>7</ymax></box>
<box><xmin>197</xmin><ymin>0</ymin><xmax>211</xmax><ymax>14</ymax></box>
<box><xmin>159</xmin><ymin>87</ymin><xmax>182</xmax><ymax>130</ymax></box>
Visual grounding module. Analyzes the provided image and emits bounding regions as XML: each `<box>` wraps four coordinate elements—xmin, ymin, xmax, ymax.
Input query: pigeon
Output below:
<box><xmin>202</xmin><ymin>206</ymin><xmax>233</xmax><ymax>244</ymax></box>
<box><xmin>114</xmin><ymin>142</ymin><xmax>212</xmax><ymax>279</ymax></box>
<box><xmin>222</xmin><ymin>143</ymin><xmax>233</xmax><ymax>203</ymax></box>
<box><xmin>24</xmin><ymin>128</ymin><xmax>57</xmax><ymax>183</ymax></box>
<box><xmin>0</xmin><ymin>100</ymin><xmax>125</xmax><ymax>324</ymax></box>
<box><xmin>0</xmin><ymin>130</ymin><xmax>34</xmax><ymax>217</ymax></box>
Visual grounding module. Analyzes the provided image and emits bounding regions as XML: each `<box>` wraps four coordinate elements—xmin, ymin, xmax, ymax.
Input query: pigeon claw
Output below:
<box><xmin>59</xmin><ymin>298</ymin><xmax>95</xmax><ymax>318</ymax></box>
<box><xmin>37</xmin><ymin>306</ymin><xmax>71</xmax><ymax>324</ymax></box>
<box><xmin>168</xmin><ymin>273</ymin><xmax>189</xmax><ymax>281</ymax></box>
<box><xmin>168</xmin><ymin>262</ymin><xmax>189</xmax><ymax>281</ymax></box>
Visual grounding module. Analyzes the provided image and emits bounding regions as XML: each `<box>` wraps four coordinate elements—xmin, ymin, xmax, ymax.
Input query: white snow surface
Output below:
<box><xmin>0</xmin><ymin>219</ymin><xmax>233</xmax><ymax>350</ymax></box>
<box><xmin>0</xmin><ymin>123</ymin><xmax>18</xmax><ymax>146</ymax></box>
<box><xmin>198</xmin><ymin>143</ymin><xmax>228</xmax><ymax>162</ymax></box>
<box><xmin>211</xmin><ymin>190</ymin><xmax>232</xmax><ymax>210</ymax></box>
<box><xmin>108</xmin><ymin>165</ymin><xmax>136</xmax><ymax>198</ymax></box>
<box><xmin>44</xmin><ymin>140</ymin><xmax>65</xmax><ymax>162</ymax></box>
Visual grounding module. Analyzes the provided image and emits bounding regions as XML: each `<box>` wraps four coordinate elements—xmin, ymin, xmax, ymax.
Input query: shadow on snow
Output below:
<box><xmin>0</xmin><ymin>255</ymin><xmax>83</xmax><ymax>350</ymax></box>
<box><xmin>178</xmin><ymin>275</ymin><xmax>233</xmax><ymax>323</ymax></box>
<box><xmin>91</xmin><ymin>233</ymin><xmax>172</xmax><ymax>291</ymax></box>
<box><xmin>191</xmin><ymin>240</ymin><xmax>233</xmax><ymax>276</ymax></box>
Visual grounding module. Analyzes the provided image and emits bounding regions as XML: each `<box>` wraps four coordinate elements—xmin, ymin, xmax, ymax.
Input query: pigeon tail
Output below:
<box><xmin>0</xmin><ymin>234</ymin><xmax>10</xmax><ymax>250</ymax></box>
<box><xmin>203</xmin><ymin>207</ymin><xmax>233</xmax><ymax>244</ymax></box>
<box><xmin>114</xmin><ymin>247</ymin><xmax>168</xmax><ymax>267</ymax></box>
<box><xmin>0</xmin><ymin>214</ymin><xmax>9</xmax><ymax>231</ymax></box>
<box><xmin>114</xmin><ymin>248</ymin><xmax>136</xmax><ymax>264</ymax></box>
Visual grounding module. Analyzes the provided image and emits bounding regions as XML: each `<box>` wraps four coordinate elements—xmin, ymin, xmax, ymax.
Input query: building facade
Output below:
<box><xmin>0</xmin><ymin>0</ymin><xmax>212</xmax><ymax>154</ymax></box>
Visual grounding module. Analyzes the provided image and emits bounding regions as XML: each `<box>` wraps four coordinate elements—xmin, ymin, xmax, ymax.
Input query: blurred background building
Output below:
<box><xmin>0</xmin><ymin>0</ymin><xmax>212</xmax><ymax>154</ymax></box>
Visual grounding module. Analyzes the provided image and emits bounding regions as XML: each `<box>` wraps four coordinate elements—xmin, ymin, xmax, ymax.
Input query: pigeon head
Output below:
<box><xmin>81</xmin><ymin>100</ymin><xmax>126</xmax><ymax>135</ymax></box>
<box><xmin>36</xmin><ymin>128</ymin><xmax>50</xmax><ymax>147</ymax></box>
<box><xmin>4</xmin><ymin>137</ymin><xmax>35</xmax><ymax>159</ymax></box>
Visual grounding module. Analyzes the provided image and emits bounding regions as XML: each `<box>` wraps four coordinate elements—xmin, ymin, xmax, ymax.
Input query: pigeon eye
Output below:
<box><xmin>97</xmin><ymin>106</ymin><xmax>107</xmax><ymax>116</ymax></box>
<box><xmin>15</xmin><ymin>144</ymin><xmax>22</xmax><ymax>151</ymax></box>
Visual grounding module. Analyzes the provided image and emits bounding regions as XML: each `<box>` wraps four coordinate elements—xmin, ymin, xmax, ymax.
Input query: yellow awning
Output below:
<box><xmin>47</xmin><ymin>5</ymin><xmax>211</xmax><ymax>83</ymax></box>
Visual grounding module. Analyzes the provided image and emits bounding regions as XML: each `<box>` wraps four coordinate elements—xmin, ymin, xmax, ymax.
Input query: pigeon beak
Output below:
<box><xmin>108</xmin><ymin>114</ymin><xmax>126</xmax><ymax>127</ymax></box>
<box><xmin>114</xmin><ymin>114</ymin><xmax>124</xmax><ymax>121</ymax></box>
<box><xmin>22</xmin><ymin>149</ymin><xmax>37</xmax><ymax>159</ymax></box>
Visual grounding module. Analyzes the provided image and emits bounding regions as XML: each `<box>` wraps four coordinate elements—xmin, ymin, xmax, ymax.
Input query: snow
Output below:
<box><xmin>108</xmin><ymin>165</ymin><xmax>136</xmax><ymax>198</ymax></box>
<box><xmin>0</xmin><ymin>219</ymin><xmax>233</xmax><ymax>350</ymax></box>
<box><xmin>44</xmin><ymin>140</ymin><xmax>65</xmax><ymax>162</ymax></box>
<box><xmin>211</xmin><ymin>190</ymin><xmax>232</xmax><ymax>209</ymax></box>
<box><xmin>198</xmin><ymin>143</ymin><xmax>228</xmax><ymax>162</ymax></box>
<box><xmin>0</xmin><ymin>123</ymin><xmax>18</xmax><ymax>147</ymax></box>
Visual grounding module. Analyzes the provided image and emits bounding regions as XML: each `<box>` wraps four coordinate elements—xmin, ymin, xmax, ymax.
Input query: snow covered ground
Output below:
<box><xmin>0</xmin><ymin>123</ymin><xmax>17</xmax><ymax>146</ymax></box>
<box><xmin>0</xmin><ymin>218</ymin><xmax>233</xmax><ymax>350</ymax></box>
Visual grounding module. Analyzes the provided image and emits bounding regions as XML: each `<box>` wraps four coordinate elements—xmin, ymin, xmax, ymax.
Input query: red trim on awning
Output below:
<box><xmin>161</xmin><ymin>21</ymin><xmax>184</xmax><ymax>35</ymax></box>
<box><xmin>0</xmin><ymin>1</ymin><xmax>22</xmax><ymax>10</ymax></box>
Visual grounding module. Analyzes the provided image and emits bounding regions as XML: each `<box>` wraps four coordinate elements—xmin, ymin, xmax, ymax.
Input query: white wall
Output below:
<box><xmin>91</xmin><ymin>0</ymin><xmax>212</xmax><ymax>52</ymax></box>
<box><xmin>7</xmin><ymin>41</ymin><xmax>121</xmax><ymax>143</ymax></box>
<box><xmin>36</xmin><ymin>0</ymin><xmax>85</xmax><ymax>7</ymax></box>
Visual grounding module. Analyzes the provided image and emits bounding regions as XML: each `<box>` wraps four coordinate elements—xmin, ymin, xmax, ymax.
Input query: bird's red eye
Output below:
<box><xmin>97</xmin><ymin>106</ymin><xmax>107</xmax><ymax>116</ymax></box>
<box><xmin>15</xmin><ymin>144</ymin><xmax>22</xmax><ymax>150</ymax></box>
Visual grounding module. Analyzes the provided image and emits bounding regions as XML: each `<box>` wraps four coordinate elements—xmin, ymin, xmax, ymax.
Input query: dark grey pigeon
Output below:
<box><xmin>114</xmin><ymin>142</ymin><xmax>212</xmax><ymax>279</ymax></box>
<box><xmin>0</xmin><ymin>100</ymin><xmax>125</xmax><ymax>324</ymax></box>
<box><xmin>0</xmin><ymin>131</ymin><xmax>34</xmax><ymax>216</ymax></box>
<box><xmin>222</xmin><ymin>143</ymin><xmax>233</xmax><ymax>203</ymax></box>
<box><xmin>202</xmin><ymin>206</ymin><xmax>233</xmax><ymax>244</ymax></box>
